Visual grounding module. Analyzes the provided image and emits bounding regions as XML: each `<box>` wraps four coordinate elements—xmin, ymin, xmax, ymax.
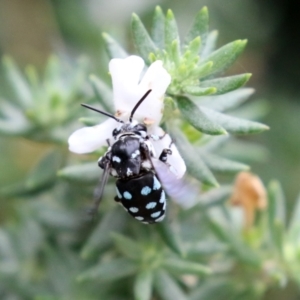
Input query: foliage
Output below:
<box><xmin>0</xmin><ymin>6</ymin><xmax>299</xmax><ymax>300</ymax></box>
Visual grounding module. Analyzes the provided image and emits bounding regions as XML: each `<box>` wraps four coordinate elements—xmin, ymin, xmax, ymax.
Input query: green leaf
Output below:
<box><xmin>185</xmin><ymin>7</ymin><xmax>209</xmax><ymax>48</ymax></box>
<box><xmin>165</xmin><ymin>9</ymin><xmax>180</xmax><ymax>54</ymax></box>
<box><xmin>35</xmin><ymin>297</ymin><xmax>62</xmax><ymax>300</ymax></box>
<box><xmin>229</xmin><ymin>99</ymin><xmax>270</xmax><ymax>121</ymax></box>
<box><xmin>189</xmin><ymin>278</ymin><xmax>235</xmax><ymax>300</ymax></box>
<box><xmin>89</xmin><ymin>75</ymin><xmax>113</xmax><ymax>113</ymax></box>
<box><xmin>190</xmin><ymin>61</ymin><xmax>213</xmax><ymax>79</ymax></box>
<box><xmin>176</xmin><ymin>96</ymin><xmax>227</xmax><ymax>135</ymax></box>
<box><xmin>199</xmin><ymin>74</ymin><xmax>252</xmax><ymax>95</ymax></box>
<box><xmin>199</xmin><ymin>40</ymin><xmax>247</xmax><ymax>76</ymax></box>
<box><xmin>0</xmin><ymin>181</ymin><xmax>32</xmax><ymax>197</ymax></box>
<box><xmin>2</xmin><ymin>56</ymin><xmax>33</xmax><ymax>107</ymax></box>
<box><xmin>162</xmin><ymin>257</ymin><xmax>211</xmax><ymax>276</ymax></box>
<box><xmin>186</xmin><ymin>37</ymin><xmax>201</xmax><ymax>59</ymax></box>
<box><xmin>25</xmin><ymin>65</ymin><xmax>39</xmax><ymax>89</ymax></box>
<box><xmin>288</xmin><ymin>193</ymin><xmax>300</xmax><ymax>240</ymax></box>
<box><xmin>267</xmin><ymin>180</ymin><xmax>286</xmax><ymax>255</ymax></box>
<box><xmin>199</xmin><ymin>135</ymin><xmax>229</xmax><ymax>151</ymax></box>
<box><xmin>198</xmin><ymin>185</ymin><xmax>232</xmax><ymax>208</ymax></box>
<box><xmin>154</xmin><ymin>270</ymin><xmax>188</xmax><ymax>300</ymax></box>
<box><xmin>131</xmin><ymin>13</ymin><xmax>157</xmax><ymax>64</ymax></box>
<box><xmin>44</xmin><ymin>55</ymin><xmax>61</xmax><ymax>83</ymax></box>
<box><xmin>200</xmin><ymin>88</ymin><xmax>255</xmax><ymax>112</ymax></box>
<box><xmin>34</xmin><ymin>202</ymin><xmax>77</xmax><ymax>230</ymax></box>
<box><xmin>186</xmin><ymin>240</ymin><xmax>228</xmax><ymax>257</ymax></box>
<box><xmin>81</xmin><ymin>207</ymin><xmax>127</xmax><ymax>259</ymax></box>
<box><xmin>288</xmin><ymin>192</ymin><xmax>300</xmax><ymax>227</ymax></box>
<box><xmin>57</xmin><ymin>162</ymin><xmax>101</xmax><ymax>183</ymax></box>
<box><xmin>0</xmin><ymin>119</ymin><xmax>30</xmax><ymax>136</ymax></box>
<box><xmin>171</xmin><ymin>40</ymin><xmax>180</xmax><ymax>66</ymax></box>
<box><xmin>205</xmin><ymin>212</ymin><xmax>261</xmax><ymax>266</ymax></box>
<box><xmin>26</xmin><ymin>150</ymin><xmax>62</xmax><ymax>189</ymax></box>
<box><xmin>220</xmin><ymin>139</ymin><xmax>269</xmax><ymax>163</ymax></box>
<box><xmin>16</xmin><ymin>218</ymin><xmax>43</xmax><ymax>257</ymax></box>
<box><xmin>168</xmin><ymin>127</ymin><xmax>218</xmax><ymax>187</ymax></box>
<box><xmin>201</xmin><ymin>30</ymin><xmax>218</xmax><ymax>58</ymax></box>
<box><xmin>134</xmin><ymin>270</ymin><xmax>153</xmax><ymax>300</ymax></box>
<box><xmin>152</xmin><ymin>6</ymin><xmax>165</xmax><ymax>49</ymax></box>
<box><xmin>77</xmin><ymin>257</ymin><xmax>137</xmax><ymax>282</ymax></box>
<box><xmin>200</xmin><ymin>107</ymin><xmax>269</xmax><ymax>134</ymax></box>
<box><xmin>0</xmin><ymin>101</ymin><xmax>31</xmax><ymax>135</ymax></box>
<box><xmin>156</xmin><ymin>221</ymin><xmax>184</xmax><ymax>256</ymax></box>
<box><xmin>111</xmin><ymin>233</ymin><xmax>143</xmax><ymax>260</ymax></box>
<box><xmin>200</xmin><ymin>153</ymin><xmax>249</xmax><ymax>173</ymax></box>
<box><xmin>0</xmin><ymin>229</ymin><xmax>18</xmax><ymax>272</ymax></box>
<box><xmin>102</xmin><ymin>32</ymin><xmax>128</xmax><ymax>59</ymax></box>
<box><xmin>270</xmin><ymin>220</ymin><xmax>284</xmax><ymax>258</ymax></box>
<box><xmin>182</xmin><ymin>86</ymin><xmax>216</xmax><ymax>96</ymax></box>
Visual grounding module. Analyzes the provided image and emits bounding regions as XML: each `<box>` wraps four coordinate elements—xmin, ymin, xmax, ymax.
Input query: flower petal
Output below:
<box><xmin>68</xmin><ymin>119</ymin><xmax>117</xmax><ymax>154</ymax></box>
<box><xmin>150</xmin><ymin>127</ymin><xmax>186</xmax><ymax>178</ymax></box>
<box><xmin>139</xmin><ymin>60</ymin><xmax>171</xmax><ymax>99</ymax></box>
<box><xmin>135</xmin><ymin>61</ymin><xmax>171</xmax><ymax>126</ymax></box>
<box><xmin>109</xmin><ymin>57</ymin><xmax>171</xmax><ymax>127</ymax></box>
<box><xmin>109</xmin><ymin>56</ymin><xmax>144</xmax><ymax>113</ymax></box>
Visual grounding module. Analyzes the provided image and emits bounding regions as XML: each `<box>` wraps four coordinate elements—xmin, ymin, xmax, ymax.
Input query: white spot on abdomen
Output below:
<box><xmin>153</xmin><ymin>176</ymin><xmax>161</xmax><ymax>190</ymax></box>
<box><xmin>129</xmin><ymin>207</ymin><xmax>139</xmax><ymax>213</ymax></box>
<box><xmin>146</xmin><ymin>202</ymin><xmax>157</xmax><ymax>209</ymax></box>
<box><xmin>155</xmin><ymin>214</ymin><xmax>165</xmax><ymax>222</ymax></box>
<box><xmin>151</xmin><ymin>211</ymin><xmax>161</xmax><ymax>218</ymax></box>
<box><xmin>141</xmin><ymin>186</ymin><xmax>151</xmax><ymax>195</ymax></box>
<box><xmin>123</xmin><ymin>191</ymin><xmax>132</xmax><ymax>199</ymax></box>
<box><xmin>159</xmin><ymin>190</ymin><xmax>166</xmax><ymax>203</ymax></box>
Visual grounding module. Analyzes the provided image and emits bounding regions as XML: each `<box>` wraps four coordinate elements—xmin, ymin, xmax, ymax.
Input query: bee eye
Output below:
<box><xmin>133</xmin><ymin>124</ymin><xmax>147</xmax><ymax>132</ymax></box>
<box><xmin>112</xmin><ymin>128</ymin><xmax>120</xmax><ymax>136</ymax></box>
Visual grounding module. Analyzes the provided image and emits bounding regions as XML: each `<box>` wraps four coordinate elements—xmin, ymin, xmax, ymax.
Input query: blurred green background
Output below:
<box><xmin>0</xmin><ymin>0</ymin><xmax>300</xmax><ymax>299</ymax></box>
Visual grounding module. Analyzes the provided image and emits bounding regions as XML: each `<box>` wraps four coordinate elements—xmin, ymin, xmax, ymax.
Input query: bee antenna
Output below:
<box><xmin>129</xmin><ymin>89</ymin><xmax>152</xmax><ymax>122</ymax></box>
<box><xmin>81</xmin><ymin>104</ymin><xmax>124</xmax><ymax>123</ymax></box>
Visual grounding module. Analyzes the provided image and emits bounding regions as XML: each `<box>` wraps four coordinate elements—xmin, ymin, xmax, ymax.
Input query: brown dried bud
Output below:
<box><xmin>230</xmin><ymin>171</ymin><xmax>267</xmax><ymax>229</ymax></box>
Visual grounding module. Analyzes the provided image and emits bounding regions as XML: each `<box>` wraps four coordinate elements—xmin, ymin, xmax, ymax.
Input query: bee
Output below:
<box><xmin>82</xmin><ymin>90</ymin><xmax>194</xmax><ymax>223</ymax></box>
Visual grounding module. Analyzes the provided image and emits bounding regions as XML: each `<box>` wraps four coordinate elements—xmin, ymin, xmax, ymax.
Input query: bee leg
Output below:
<box><xmin>98</xmin><ymin>154</ymin><xmax>110</xmax><ymax>169</ymax></box>
<box><xmin>158</xmin><ymin>136</ymin><xmax>174</xmax><ymax>163</ymax></box>
<box><xmin>158</xmin><ymin>148</ymin><xmax>172</xmax><ymax>163</ymax></box>
<box><xmin>87</xmin><ymin>161</ymin><xmax>110</xmax><ymax>220</ymax></box>
<box><xmin>149</xmin><ymin>133</ymin><xmax>174</xmax><ymax>163</ymax></box>
<box><xmin>168</xmin><ymin>138</ymin><xmax>174</xmax><ymax>148</ymax></box>
<box><xmin>97</xmin><ymin>140</ymin><xmax>112</xmax><ymax>169</ymax></box>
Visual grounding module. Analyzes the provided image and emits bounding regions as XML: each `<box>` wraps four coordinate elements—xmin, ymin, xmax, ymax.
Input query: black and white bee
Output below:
<box><xmin>81</xmin><ymin>90</ymin><xmax>194</xmax><ymax>224</ymax></box>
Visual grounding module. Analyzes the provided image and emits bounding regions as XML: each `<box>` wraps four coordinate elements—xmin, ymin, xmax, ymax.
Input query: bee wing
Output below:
<box><xmin>151</xmin><ymin>158</ymin><xmax>200</xmax><ymax>209</ymax></box>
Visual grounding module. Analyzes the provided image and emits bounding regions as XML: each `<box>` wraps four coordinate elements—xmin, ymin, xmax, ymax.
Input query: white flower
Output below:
<box><xmin>68</xmin><ymin>55</ymin><xmax>186</xmax><ymax>178</ymax></box>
